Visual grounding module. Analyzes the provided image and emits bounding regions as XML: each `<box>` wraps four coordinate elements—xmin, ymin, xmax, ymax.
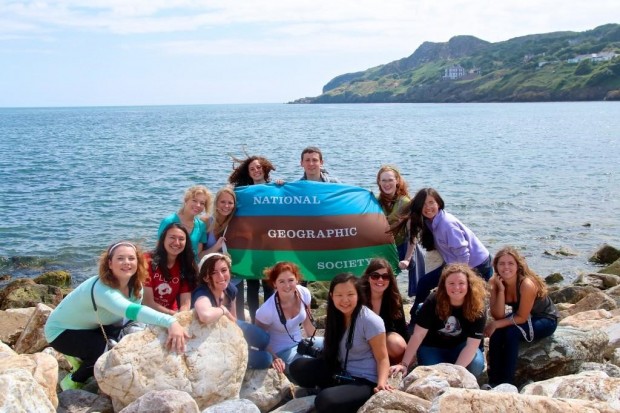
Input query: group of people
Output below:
<box><xmin>43</xmin><ymin>145</ymin><xmax>559</xmax><ymax>413</ymax></box>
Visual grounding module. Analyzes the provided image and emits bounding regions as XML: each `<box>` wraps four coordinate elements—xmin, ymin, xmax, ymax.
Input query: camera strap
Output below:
<box><xmin>341</xmin><ymin>312</ymin><xmax>357</xmax><ymax>374</ymax></box>
<box><xmin>275</xmin><ymin>289</ymin><xmax>313</xmax><ymax>343</ymax></box>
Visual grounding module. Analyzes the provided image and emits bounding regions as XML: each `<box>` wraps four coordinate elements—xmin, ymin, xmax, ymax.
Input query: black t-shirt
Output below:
<box><xmin>416</xmin><ymin>292</ymin><xmax>485</xmax><ymax>348</ymax></box>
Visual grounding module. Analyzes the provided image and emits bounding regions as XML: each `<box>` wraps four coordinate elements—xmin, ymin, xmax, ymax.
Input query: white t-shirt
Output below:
<box><xmin>255</xmin><ymin>285</ymin><xmax>312</xmax><ymax>354</ymax></box>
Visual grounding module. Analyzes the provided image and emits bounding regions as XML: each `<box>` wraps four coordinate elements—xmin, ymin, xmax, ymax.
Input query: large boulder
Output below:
<box><xmin>400</xmin><ymin>364</ymin><xmax>479</xmax><ymax>401</ymax></box>
<box><xmin>0</xmin><ymin>308</ymin><xmax>31</xmax><ymax>346</ymax></box>
<box><xmin>14</xmin><ymin>303</ymin><xmax>53</xmax><ymax>354</ymax></box>
<box><xmin>118</xmin><ymin>389</ymin><xmax>199</xmax><ymax>413</ymax></box>
<box><xmin>95</xmin><ymin>311</ymin><xmax>247</xmax><ymax>411</ymax></box>
<box><xmin>560</xmin><ymin>309</ymin><xmax>620</xmax><ymax>358</ymax></box>
<box><xmin>57</xmin><ymin>389</ymin><xmax>114</xmax><ymax>413</ymax></box>
<box><xmin>358</xmin><ymin>390</ymin><xmax>430</xmax><ymax>413</ymax></box>
<box><xmin>429</xmin><ymin>387</ymin><xmax>618</xmax><ymax>413</ymax></box>
<box><xmin>514</xmin><ymin>326</ymin><xmax>608</xmax><ymax>386</ymax></box>
<box><xmin>240</xmin><ymin>368</ymin><xmax>293</xmax><ymax>413</ymax></box>
<box><xmin>0</xmin><ymin>348</ymin><xmax>58</xmax><ymax>408</ymax></box>
<box><xmin>590</xmin><ymin>245</ymin><xmax>620</xmax><ymax>265</ymax></box>
<box><xmin>521</xmin><ymin>370</ymin><xmax>620</xmax><ymax>409</ymax></box>
<box><xmin>0</xmin><ymin>368</ymin><xmax>55</xmax><ymax>413</ymax></box>
<box><xmin>605</xmin><ymin>285</ymin><xmax>620</xmax><ymax>307</ymax></box>
<box><xmin>0</xmin><ymin>279</ymin><xmax>63</xmax><ymax>310</ymax></box>
<box><xmin>548</xmin><ymin>285</ymin><xmax>600</xmax><ymax>306</ymax></box>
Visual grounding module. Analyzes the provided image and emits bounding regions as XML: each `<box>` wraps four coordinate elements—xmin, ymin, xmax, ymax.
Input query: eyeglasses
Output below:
<box><xmin>369</xmin><ymin>272</ymin><xmax>390</xmax><ymax>281</ymax></box>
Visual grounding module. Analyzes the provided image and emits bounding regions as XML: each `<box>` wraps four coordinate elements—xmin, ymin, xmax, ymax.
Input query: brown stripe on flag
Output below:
<box><xmin>226</xmin><ymin>214</ymin><xmax>394</xmax><ymax>251</ymax></box>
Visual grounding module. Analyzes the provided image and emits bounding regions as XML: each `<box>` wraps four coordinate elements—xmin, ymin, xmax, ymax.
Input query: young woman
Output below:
<box><xmin>228</xmin><ymin>157</ymin><xmax>276</xmax><ymax>321</ymax></box>
<box><xmin>484</xmin><ymin>247</ymin><xmax>558</xmax><ymax>387</ymax></box>
<box><xmin>255</xmin><ymin>261</ymin><xmax>323</xmax><ymax>376</ymax></box>
<box><xmin>360</xmin><ymin>258</ymin><xmax>409</xmax><ymax>363</ymax></box>
<box><xmin>159</xmin><ymin>185</ymin><xmax>212</xmax><ymax>257</ymax></box>
<box><xmin>44</xmin><ymin>242</ymin><xmax>188</xmax><ymax>390</ymax></box>
<box><xmin>376</xmin><ymin>165</ymin><xmax>410</xmax><ymax>260</ymax></box>
<box><xmin>143</xmin><ymin>223</ymin><xmax>197</xmax><ymax>315</ymax></box>
<box><xmin>394</xmin><ymin>187</ymin><xmax>491</xmax><ymax>325</ymax></box>
<box><xmin>201</xmin><ymin>186</ymin><xmax>236</xmax><ymax>256</ymax></box>
<box><xmin>289</xmin><ymin>273</ymin><xmax>393</xmax><ymax>413</ymax></box>
<box><xmin>390</xmin><ymin>264</ymin><xmax>487</xmax><ymax>378</ymax></box>
<box><xmin>192</xmin><ymin>253</ymin><xmax>272</xmax><ymax>369</ymax></box>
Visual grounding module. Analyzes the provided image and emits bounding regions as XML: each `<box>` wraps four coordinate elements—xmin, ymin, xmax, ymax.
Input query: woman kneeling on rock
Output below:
<box><xmin>390</xmin><ymin>264</ymin><xmax>487</xmax><ymax>378</ymax></box>
<box><xmin>192</xmin><ymin>253</ymin><xmax>272</xmax><ymax>369</ymax></box>
<box><xmin>289</xmin><ymin>273</ymin><xmax>393</xmax><ymax>413</ymax></box>
<box><xmin>484</xmin><ymin>246</ymin><xmax>559</xmax><ymax>387</ymax></box>
<box><xmin>44</xmin><ymin>241</ymin><xmax>188</xmax><ymax>390</ymax></box>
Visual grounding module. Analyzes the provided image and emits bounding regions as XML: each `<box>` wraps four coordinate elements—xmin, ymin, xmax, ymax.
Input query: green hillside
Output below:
<box><xmin>292</xmin><ymin>24</ymin><xmax>620</xmax><ymax>103</ymax></box>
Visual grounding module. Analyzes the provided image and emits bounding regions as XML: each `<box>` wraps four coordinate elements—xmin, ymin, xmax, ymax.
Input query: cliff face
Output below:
<box><xmin>300</xmin><ymin>24</ymin><xmax>620</xmax><ymax>103</ymax></box>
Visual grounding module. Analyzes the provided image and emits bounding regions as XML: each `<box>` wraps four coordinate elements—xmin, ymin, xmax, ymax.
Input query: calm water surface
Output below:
<box><xmin>0</xmin><ymin>103</ymin><xmax>618</xmax><ymax>285</ymax></box>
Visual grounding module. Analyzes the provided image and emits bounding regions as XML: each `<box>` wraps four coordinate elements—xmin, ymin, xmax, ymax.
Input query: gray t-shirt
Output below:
<box><xmin>338</xmin><ymin>305</ymin><xmax>385</xmax><ymax>383</ymax></box>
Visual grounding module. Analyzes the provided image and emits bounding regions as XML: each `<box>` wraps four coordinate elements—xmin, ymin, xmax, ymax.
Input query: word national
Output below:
<box><xmin>267</xmin><ymin>227</ymin><xmax>358</xmax><ymax>239</ymax></box>
<box><xmin>253</xmin><ymin>195</ymin><xmax>321</xmax><ymax>205</ymax></box>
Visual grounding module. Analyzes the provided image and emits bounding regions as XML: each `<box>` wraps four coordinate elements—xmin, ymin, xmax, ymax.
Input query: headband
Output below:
<box><xmin>198</xmin><ymin>252</ymin><xmax>227</xmax><ymax>272</ymax></box>
<box><xmin>108</xmin><ymin>242</ymin><xmax>137</xmax><ymax>255</ymax></box>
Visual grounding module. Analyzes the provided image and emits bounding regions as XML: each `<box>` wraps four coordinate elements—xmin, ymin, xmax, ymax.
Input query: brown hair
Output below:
<box><xmin>360</xmin><ymin>258</ymin><xmax>403</xmax><ymax>319</ymax></box>
<box><xmin>435</xmin><ymin>263</ymin><xmax>487</xmax><ymax>322</ymax></box>
<box><xmin>197</xmin><ymin>253</ymin><xmax>233</xmax><ymax>290</ymax></box>
<box><xmin>493</xmin><ymin>246</ymin><xmax>548</xmax><ymax>298</ymax></box>
<box><xmin>98</xmin><ymin>241</ymin><xmax>147</xmax><ymax>299</ymax></box>
<box><xmin>229</xmin><ymin>155</ymin><xmax>276</xmax><ymax>187</ymax></box>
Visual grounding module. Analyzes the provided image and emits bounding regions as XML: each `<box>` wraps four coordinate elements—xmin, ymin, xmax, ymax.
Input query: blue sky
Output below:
<box><xmin>1</xmin><ymin>0</ymin><xmax>617</xmax><ymax>107</ymax></box>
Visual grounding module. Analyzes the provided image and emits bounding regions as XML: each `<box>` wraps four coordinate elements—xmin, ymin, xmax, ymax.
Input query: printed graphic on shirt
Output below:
<box><xmin>438</xmin><ymin>316</ymin><xmax>462</xmax><ymax>337</ymax></box>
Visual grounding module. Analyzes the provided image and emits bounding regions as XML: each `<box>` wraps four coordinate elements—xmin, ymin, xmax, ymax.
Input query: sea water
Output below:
<box><xmin>0</xmin><ymin>102</ymin><xmax>618</xmax><ymax>286</ymax></box>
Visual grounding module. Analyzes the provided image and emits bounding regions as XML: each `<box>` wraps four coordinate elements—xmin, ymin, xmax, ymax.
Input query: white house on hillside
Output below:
<box><xmin>443</xmin><ymin>65</ymin><xmax>466</xmax><ymax>80</ymax></box>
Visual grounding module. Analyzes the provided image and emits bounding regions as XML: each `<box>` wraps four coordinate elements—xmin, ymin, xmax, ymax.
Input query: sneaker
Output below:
<box><xmin>60</xmin><ymin>374</ymin><xmax>85</xmax><ymax>391</ymax></box>
<box><xmin>64</xmin><ymin>355</ymin><xmax>82</xmax><ymax>373</ymax></box>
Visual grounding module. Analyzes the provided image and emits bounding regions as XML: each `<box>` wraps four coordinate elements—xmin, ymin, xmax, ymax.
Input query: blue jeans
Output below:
<box><xmin>417</xmin><ymin>341</ymin><xmax>485</xmax><ymax>377</ymax></box>
<box><xmin>237</xmin><ymin>320</ymin><xmax>273</xmax><ymax>369</ymax></box>
<box><xmin>277</xmin><ymin>337</ymin><xmax>325</xmax><ymax>376</ymax></box>
<box><xmin>488</xmin><ymin>316</ymin><xmax>557</xmax><ymax>385</ymax></box>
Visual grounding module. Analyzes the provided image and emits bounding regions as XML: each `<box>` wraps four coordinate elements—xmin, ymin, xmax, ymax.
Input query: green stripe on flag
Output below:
<box><xmin>229</xmin><ymin>244</ymin><xmax>398</xmax><ymax>281</ymax></box>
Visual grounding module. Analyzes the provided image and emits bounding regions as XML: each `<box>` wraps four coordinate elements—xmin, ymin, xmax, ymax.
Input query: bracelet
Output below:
<box><xmin>399</xmin><ymin>361</ymin><xmax>409</xmax><ymax>369</ymax></box>
<box><xmin>220</xmin><ymin>307</ymin><xmax>226</xmax><ymax>316</ymax></box>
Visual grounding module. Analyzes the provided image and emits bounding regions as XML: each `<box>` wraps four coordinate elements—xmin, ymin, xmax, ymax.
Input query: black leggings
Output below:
<box><xmin>289</xmin><ymin>357</ymin><xmax>375</xmax><ymax>413</ymax></box>
<box><xmin>237</xmin><ymin>279</ymin><xmax>274</xmax><ymax>323</ymax></box>
<box><xmin>49</xmin><ymin>328</ymin><xmax>110</xmax><ymax>383</ymax></box>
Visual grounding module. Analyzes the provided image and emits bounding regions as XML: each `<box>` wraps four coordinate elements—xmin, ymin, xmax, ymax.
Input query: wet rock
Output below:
<box><xmin>34</xmin><ymin>270</ymin><xmax>72</xmax><ymax>287</ymax></box>
<box><xmin>590</xmin><ymin>245</ymin><xmax>620</xmax><ymax>265</ymax></box>
<box><xmin>602</xmin><ymin>259</ymin><xmax>620</xmax><ymax>277</ymax></box>
<box><xmin>545</xmin><ymin>273</ymin><xmax>564</xmax><ymax>284</ymax></box>
<box><xmin>0</xmin><ymin>279</ymin><xmax>63</xmax><ymax>310</ymax></box>
<box><xmin>544</xmin><ymin>247</ymin><xmax>578</xmax><ymax>257</ymax></box>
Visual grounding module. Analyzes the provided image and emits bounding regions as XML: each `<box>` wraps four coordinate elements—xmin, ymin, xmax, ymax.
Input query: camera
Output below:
<box><xmin>333</xmin><ymin>372</ymin><xmax>356</xmax><ymax>385</ymax></box>
<box><xmin>297</xmin><ymin>337</ymin><xmax>322</xmax><ymax>358</ymax></box>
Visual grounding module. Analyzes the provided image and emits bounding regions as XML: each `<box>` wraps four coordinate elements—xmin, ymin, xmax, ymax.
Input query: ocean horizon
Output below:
<box><xmin>1</xmin><ymin>102</ymin><xmax>618</xmax><ymax>287</ymax></box>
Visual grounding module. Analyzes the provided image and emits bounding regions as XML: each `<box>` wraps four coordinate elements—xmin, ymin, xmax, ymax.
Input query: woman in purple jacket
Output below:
<box><xmin>393</xmin><ymin>187</ymin><xmax>491</xmax><ymax>327</ymax></box>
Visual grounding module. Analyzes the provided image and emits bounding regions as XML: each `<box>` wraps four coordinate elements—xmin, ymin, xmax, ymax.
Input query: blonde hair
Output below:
<box><xmin>181</xmin><ymin>185</ymin><xmax>213</xmax><ymax>216</ymax></box>
<box><xmin>206</xmin><ymin>186</ymin><xmax>237</xmax><ymax>238</ymax></box>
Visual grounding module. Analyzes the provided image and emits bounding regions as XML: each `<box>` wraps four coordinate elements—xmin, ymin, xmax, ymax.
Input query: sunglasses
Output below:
<box><xmin>369</xmin><ymin>272</ymin><xmax>390</xmax><ymax>281</ymax></box>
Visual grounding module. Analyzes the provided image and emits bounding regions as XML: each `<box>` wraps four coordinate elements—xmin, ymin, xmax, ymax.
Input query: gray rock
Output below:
<box><xmin>579</xmin><ymin>362</ymin><xmax>620</xmax><ymax>378</ymax></box>
<box><xmin>57</xmin><ymin>389</ymin><xmax>113</xmax><ymax>413</ymax></box>
<box><xmin>590</xmin><ymin>245</ymin><xmax>620</xmax><ymax>265</ymax></box>
<box><xmin>270</xmin><ymin>396</ymin><xmax>316</xmax><ymax>413</ymax></box>
<box><xmin>201</xmin><ymin>398</ymin><xmax>260</xmax><ymax>413</ymax></box>
<box><xmin>240</xmin><ymin>368</ymin><xmax>293</xmax><ymax>413</ymax></box>
<box><xmin>119</xmin><ymin>389</ymin><xmax>199</xmax><ymax>413</ymax></box>
<box><xmin>548</xmin><ymin>285</ymin><xmax>599</xmax><ymax>305</ymax></box>
<box><xmin>358</xmin><ymin>389</ymin><xmax>430</xmax><ymax>413</ymax></box>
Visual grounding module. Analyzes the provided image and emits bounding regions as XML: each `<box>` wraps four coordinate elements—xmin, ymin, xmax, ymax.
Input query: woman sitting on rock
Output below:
<box><xmin>390</xmin><ymin>264</ymin><xmax>487</xmax><ymax>378</ymax></box>
<box><xmin>44</xmin><ymin>241</ymin><xmax>188</xmax><ymax>390</ymax></box>
<box><xmin>255</xmin><ymin>261</ymin><xmax>323</xmax><ymax>376</ymax></box>
<box><xmin>360</xmin><ymin>258</ymin><xmax>409</xmax><ymax>363</ymax></box>
<box><xmin>484</xmin><ymin>246</ymin><xmax>559</xmax><ymax>387</ymax></box>
<box><xmin>158</xmin><ymin>185</ymin><xmax>211</xmax><ymax>258</ymax></box>
<box><xmin>289</xmin><ymin>273</ymin><xmax>393</xmax><ymax>413</ymax></box>
<box><xmin>192</xmin><ymin>253</ymin><xmax>272</xmax><ymax>369</ymax></box>
<box><xmin>143</xmin><ymin>223</ymin><xmax>197</xmax><ymax>315</ymax></box>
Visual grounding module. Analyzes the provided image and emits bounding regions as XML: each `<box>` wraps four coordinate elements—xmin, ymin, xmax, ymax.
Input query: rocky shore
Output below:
<box><xmin>1</xmin><ymin>244</ymin><xmax>620</xmax><ymax>412</ymax></box>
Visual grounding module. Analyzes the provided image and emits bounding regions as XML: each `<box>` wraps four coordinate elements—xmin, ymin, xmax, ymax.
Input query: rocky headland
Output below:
<box><xmin>1</xmin><ymin>244</ymin><xmax>620</xmax><ymax>412</ymax></box>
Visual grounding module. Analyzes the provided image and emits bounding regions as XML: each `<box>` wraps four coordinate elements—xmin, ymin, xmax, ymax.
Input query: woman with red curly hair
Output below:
<box><xmin>45</xmin><ymin>241</ymin><xmax>188</xmax><ymax>390</ymax></box>
<box><xmin>390</xmin><ymin>264</ymin><xmax>487</xmax><ymax>378</ymax></box>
